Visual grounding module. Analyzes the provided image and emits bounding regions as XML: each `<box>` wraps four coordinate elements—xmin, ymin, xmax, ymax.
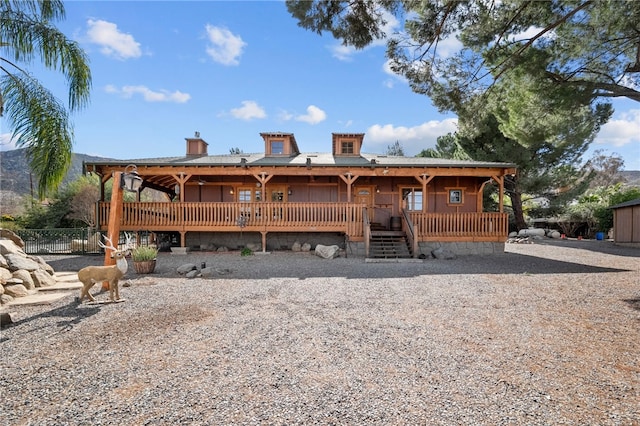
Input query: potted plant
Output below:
<box><xmin>131</xmin><ymin>245</ymin><xmax>158</xmax><ymax>274</ymax></box>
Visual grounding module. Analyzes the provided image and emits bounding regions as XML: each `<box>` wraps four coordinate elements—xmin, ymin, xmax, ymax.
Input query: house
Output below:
<box><xmin>83</xmin><ymin>132</ymin><xmax>517</xmax><ymax>258</ymax></box>
<box><xmin>610</xmin><ymin>198</ymin><xmax>640</xmax><ymax>247</ymax></box>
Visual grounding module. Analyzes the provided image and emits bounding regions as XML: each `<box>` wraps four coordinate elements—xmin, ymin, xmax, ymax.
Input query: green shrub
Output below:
<box><xmin>241</xmin><ymin>247</ymin><xmax>253</xmax><ymax>256</ymax></box>
<box><xmin>131</xmin><ymin>245</ymin><xmax>158</xmax><ymax>261</ymax></box>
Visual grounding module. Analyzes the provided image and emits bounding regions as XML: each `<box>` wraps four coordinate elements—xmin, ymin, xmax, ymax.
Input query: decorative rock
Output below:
<box><xmin>176</xmin><ymin>264</ymin><xmax>197</xmax><ymax>275</ymax></box>
<box><xmin>4</xmin><ymin>284</ymin><xmax>29</xmax><ymax>297</ymax></box>
<box><xmin>216</xmin><ymin>246</ymin><xmax>229</xmax><ymax>252</ymax></box>
<box><xmin>0</xmin><ymin>267</ymin><xmax>12</xmax><ymax>283</ymax></box>
<box><xmin>200</xmin><ymin>267</ymin><xmax>216</xmax><ymax>278</ymax></box>
<box><xmin>0</xmin><ymin>229</ymin><xmax>25</xmax><ymax>248</ymax></box>
<box><xmin>4</xmin><ymin>254</ymin><xmax>40</xmax><ymax>272</ymax></box>
<box><xmin>315</xmin><ymin>244</ymin><xmax>340</xmax><ymax>259</ymax></box>
<box><xmin>30</xmin><ymin>256</ymin><xmax>55</xmax><ymax>275</ymax></box>
<box><xmin>1</xmin><ymin>294</ymin><xmax>13</xmax><ymax>304</ymax></box>
<box><xmin>508</xmin><ymin>231</ymin><xmax>518</xmax><ymax>238</ymax></box>
<box><xmin>291</xmin><ymin>241</ymin><xmax>302</xmax><ymax>252</ymax></box>
<box><xmin>32</xmin><ymin>269</ymin><xmax>57</xmax><ymax>287</ymax></box>
<box><xmin>12</xmin><ymin>270</ymin><xmax>35</xmax><ymax>290</ymax></box>
<box><xmin>0</xmin><ymin>254</ymin><xmax>8</xmax><ymax>269</ymax></box>
<box><xmin>549</xmin><ymin>230</ymin><xmax>561</xmax><ymax>239</ymax></box>
<box><xmin>518</xmin><ymin>228</ymin><xmax>545</xmax><ymax>237</ymax></box>
<box><xmin>432</xmin><ymin>247</ymin><xmax>457</xmax><ymax>260</ymax></box>
<box><xmin>1</xmin><ymin>311</ymin><xmax>17</xmax><ymax>326</ymax></box>
<box><xmin>185</xmin><ymin>270</ymin><xmax>200</xmax><ymax>279</ymax></box>
<box><xmin>0</xmin><ymin>240</ymin><xmax>24</xmax><ymax>256</ymax></box>
<box><xmin>246</xmin><ymin>243</ymin><xmax>261</xmax><ymax>252</ymax></box>
<box><xmin>301</xmin><ymin>243</ymin><xmax>311</xmax><ymax>252</ymax></box>
<box><xmin>0</xmin><ymin>283</ymin><xmax>4</xmax><ymax>295</ymax></box>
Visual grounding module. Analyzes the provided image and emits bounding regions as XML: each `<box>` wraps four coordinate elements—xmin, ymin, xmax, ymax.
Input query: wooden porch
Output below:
<box><xmin>97</xmin><ymin>201</ymin><xmax>509</xmax><ymax>254</ymax></box>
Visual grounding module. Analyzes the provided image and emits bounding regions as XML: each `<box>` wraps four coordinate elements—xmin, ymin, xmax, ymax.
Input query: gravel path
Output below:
<box><xmin>1</xmin><ymin>241</ymin><xmax>639</xmax><ymax>425</ymax></box>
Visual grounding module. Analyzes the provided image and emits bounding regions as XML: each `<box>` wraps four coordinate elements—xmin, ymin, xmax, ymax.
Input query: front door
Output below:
<box><xmin>354</xmin><ymin>186</ymin><xmax>374</xmax><ymax>222</ymax></box>
<box><xmin>270</xmin><ymin>186</ymin><xmax>287</xmax><ymax>220</ymax></box>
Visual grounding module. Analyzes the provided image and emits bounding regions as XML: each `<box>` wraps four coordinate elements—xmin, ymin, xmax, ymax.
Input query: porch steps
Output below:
<box><xmin>368</xmin><ymin>231</ymin><xmax>413</xmax><ymax>259</ymax></box>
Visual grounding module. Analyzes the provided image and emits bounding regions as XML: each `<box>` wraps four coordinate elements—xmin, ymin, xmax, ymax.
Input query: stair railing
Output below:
<box><xmin>402</xmin><ymin>208</ymin><xmax>418</xmax><ymax>258</ymax></box>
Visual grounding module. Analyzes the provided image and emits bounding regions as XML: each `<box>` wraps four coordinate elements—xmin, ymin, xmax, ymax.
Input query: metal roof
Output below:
<box><xmin>85</xmin><ymin>152</ymin><xmax>516</xmax><ymax>169</ymax></box>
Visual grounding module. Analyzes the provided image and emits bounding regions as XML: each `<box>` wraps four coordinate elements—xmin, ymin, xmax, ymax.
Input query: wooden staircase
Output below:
<box><xmin>368</xmin><ymin>229</ymin><xmax>413</xmax><ymax>259</ymax></box>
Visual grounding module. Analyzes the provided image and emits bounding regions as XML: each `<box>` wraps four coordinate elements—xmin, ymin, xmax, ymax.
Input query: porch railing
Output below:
<box><xmin>408</xmin><ymin>212</ymin><xmax>508</xmax><ymax>241</ymax></box>
<box><xmin>97</xmin><ymin>202</ymin><xmax>508</xmax><ymax>242</ymax></box>
<box><xmin>98</xmin><ymin>202</ymin><xmax>364</xmax><ymax>237</ymax></box>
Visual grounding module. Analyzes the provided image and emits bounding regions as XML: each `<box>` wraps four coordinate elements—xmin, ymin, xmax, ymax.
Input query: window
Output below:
<box><xmin>341</xmin><ymin>141</ymin><xmax>354</xmax><ymax>154</ymax></box>
<box><xmin>271</xmin><ymin>140</ymin><xmax>284</xmax><ymax>155</ymax></box>
<box><xmin>402</xmin><ymin>188</ymin><xmax>423</xmax><ymax>211</ymax></box>
<box><xmin>448</xmin><ymin>189</ymin><xmax>463</xmax><ymax>205</ymax></box>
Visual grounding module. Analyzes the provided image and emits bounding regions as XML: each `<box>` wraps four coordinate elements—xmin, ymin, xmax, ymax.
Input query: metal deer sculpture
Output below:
<box><xmin>77</xmin><ymin>233</ymin><xmax>133</xmax><ymax>303</ymax></box>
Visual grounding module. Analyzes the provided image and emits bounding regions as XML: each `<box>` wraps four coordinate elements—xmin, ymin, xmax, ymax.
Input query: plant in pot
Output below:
<box><xmin>131</xmin><ymin>245</ymin><xmax>158</xmax><ymax>274</ymax></box>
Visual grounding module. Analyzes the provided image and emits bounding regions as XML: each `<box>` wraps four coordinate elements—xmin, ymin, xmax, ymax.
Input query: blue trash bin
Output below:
<box><xmin>596</xmin><ymin>232</ymin><xmax>604</xmax><ymax>240</ymax></box>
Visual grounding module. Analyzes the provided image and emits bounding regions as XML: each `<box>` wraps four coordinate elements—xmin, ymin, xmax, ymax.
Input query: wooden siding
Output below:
<box><xmin>614</xmin><ymin>205</ymin><xmax>640</xmax><ymax>243</ymax></box>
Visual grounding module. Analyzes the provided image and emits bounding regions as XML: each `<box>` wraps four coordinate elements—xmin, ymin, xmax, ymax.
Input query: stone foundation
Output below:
<box><xmin>417</xmin><ymin>241</ymin><xmax>506</xmax><ymax>257</ymax></box>
<box><xmin>185</xmin><ymin>232</ymin><xmax>346</xmax><ymax>252</ymax></box>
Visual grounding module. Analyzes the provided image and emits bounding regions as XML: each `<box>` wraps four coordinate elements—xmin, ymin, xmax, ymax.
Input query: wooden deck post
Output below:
<box><xmin>102</xmin><ymin>172</ymin><xmax>123</xmax><ymax>290</ymax></box>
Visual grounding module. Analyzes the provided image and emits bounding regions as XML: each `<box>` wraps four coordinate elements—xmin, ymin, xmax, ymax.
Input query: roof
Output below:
<box><xmin>84</xmin><ymin>152</ymin><xmax>516</xmax><ymax>170</ymax></box>
<box><xmin>609</xmin><ymin>198</ymin><xmax>640</xmax><ymax>209</ymax></box>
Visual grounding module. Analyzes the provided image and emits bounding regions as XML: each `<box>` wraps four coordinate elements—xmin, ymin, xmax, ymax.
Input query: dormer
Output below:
<box><xmin>332</xmin><ymin>133</ymin><xmax>364</xmax><ymax>156</ymax></box>
<box><xmin>261</xmin><ymin>132</ymin><xmax>300</xmax><ymax>157</ymax></box>
<box><xmin>185</xmin><ymin>131</ymin><xmax>208</xmax><ymax>156</ymax></box>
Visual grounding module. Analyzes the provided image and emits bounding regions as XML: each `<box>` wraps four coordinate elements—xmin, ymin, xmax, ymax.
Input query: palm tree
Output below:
<box><xmin>1</xmin><ymin>0</ymin><xmax>91</xmax><ymax>198</ymax></box>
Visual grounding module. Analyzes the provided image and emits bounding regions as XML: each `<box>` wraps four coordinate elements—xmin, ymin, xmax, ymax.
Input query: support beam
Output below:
<box><xmin>103</xmin><ymin>172</ymin><xmax>123</xmax><ymax>290</ymax></box>
<box><xmin>492</xmin><ymin>175</ymin><xmax>505</xmax><ymax>213</ymax></box>
<box><xmin>414</xmin><ymin>174</ymin><xmax>434</xmax><ymax>212</ymax></box>
<box><xmin>339</xmin><ymin>173</ymin><xmax>358</xmax><ymax>201</ymax></box>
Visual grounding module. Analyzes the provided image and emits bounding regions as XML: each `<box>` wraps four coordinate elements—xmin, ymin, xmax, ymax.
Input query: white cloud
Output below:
<box><xmin>86</xmin><ymin>19</ymin><xmax>141</xmax><ymax>60</ymax></box>
<box><xmin>365</xmin><ymin>118</ymin><xmax>459</xmax><ymax>155</ymax></box>
<box><xmin>0</xmin><ymin>132</ymin><xmax>18</xmax><ymax>151</ymax></box>
<box><xmin>595</xmin><ymin>109</ymin><xmax>640</xmax><ymax>147</ymax></box>
<box><xmin>105</xmin><ymin>85</ymin><xmax>191</xmax><ymax>103</ymax></box>
<box><xmin>230</xmin><ymin>101</ymin><xmax>266</xmax><ymax>120</ymax></box>
<box><xmin>295</xmin><ymin>105</ymin><xmax>327</xmax><ymax>125</ymax></box>
<box><xmin>205</xmin><ymin>25</ymin><xmax>246</xmax><ymax>66</ymax></box>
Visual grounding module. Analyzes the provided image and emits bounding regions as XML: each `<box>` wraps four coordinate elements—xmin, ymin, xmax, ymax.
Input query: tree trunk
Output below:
<box><xmin>510</xmin><ymin>191</ymin><xmax>527</xmax><ymax>230</ymax></box>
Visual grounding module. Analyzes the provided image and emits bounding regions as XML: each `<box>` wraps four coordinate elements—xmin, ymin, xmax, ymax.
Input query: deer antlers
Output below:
<box><xmin>98</xmin><ymin>232</ymin><xmax>134</xmax><ymax>255</ymax></box>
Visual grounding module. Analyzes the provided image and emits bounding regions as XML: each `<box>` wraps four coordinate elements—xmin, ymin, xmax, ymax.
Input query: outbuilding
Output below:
<box><xmin>610</xmin><ymin>198</ymin><xmax>640</xmax><ymax>246</ymax></box>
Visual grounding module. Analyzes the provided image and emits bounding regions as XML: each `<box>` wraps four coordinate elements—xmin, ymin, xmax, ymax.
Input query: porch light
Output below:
<box><xmin>121</xmin><ymin>164</ymin><xmax>143</xmax><ymax>192</ymax></box>
<box><xmin>229</xmin><ymin>188</ymin><xmax>234</xmax><ymax>195</ymax></box>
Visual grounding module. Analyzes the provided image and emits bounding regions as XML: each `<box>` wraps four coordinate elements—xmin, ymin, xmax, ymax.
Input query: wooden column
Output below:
<box><xmin>103</xmin><ymin>172</ymin><xmax>123</xmax><ymax>290</ymax></box>
<box><xmin>493</xmin><ymin>175</ymin><xmax>505</xmax><ymax>213</ymax></box>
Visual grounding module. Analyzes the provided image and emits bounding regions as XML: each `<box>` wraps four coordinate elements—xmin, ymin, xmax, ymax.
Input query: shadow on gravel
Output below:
<box><xmin>40</xmin><ymin>247</ymin><xmax>635</xmax><ymax>281</ymax></box>
<box><xmin>0</xmin><ymin>300</ymin><xmax>101</xmax><ymax>339</ymax></box>
<box><xmin>623</xmin><ymin>298</ymin><xmax>640</xmax><ymax>312</ymax></box>
<box><xmin>535</xmin><ymin>239</ymin><xmax>640</xmax><ymax>258</ymax></box>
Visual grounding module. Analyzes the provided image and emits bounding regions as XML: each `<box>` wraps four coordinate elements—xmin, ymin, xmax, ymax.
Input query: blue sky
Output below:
<box><xmin>1</xmin><ymin>0</ymin><xmax>639</xmax><ymax>170</ymax></box>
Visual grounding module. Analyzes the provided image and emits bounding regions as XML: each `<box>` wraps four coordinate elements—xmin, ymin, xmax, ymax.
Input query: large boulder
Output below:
<box><xmin>0</xmin><ymin>229</ymin><xmax>25</xmax><ymax>249</ymax></box>
<box><xmin>0</xmin><ymin>240</ymin><xmax>24</xmax><ymax>256</ymax></box>
<box><xmin>32</xmin><ymin>269</ymin><xmax>56</xmax><ymax>287</ymax></box>
<box><xmin>4</xmin><ymin>254</ymin><xmax>40</xmax><ymax>272</ymax></box>
<box><xmin>4</xmin><ymin>284</ymin><xmax>29</xmax><ymax>297</ymax></box>
<box><xmin>12</xmin><ymin>270</ymin><xmax>35</xmax><ymax>290</ymax></box>
<box><xmin>315</xmin><ymin>244</ymin><xmax>340</xmax><ymax>259</ymax></box>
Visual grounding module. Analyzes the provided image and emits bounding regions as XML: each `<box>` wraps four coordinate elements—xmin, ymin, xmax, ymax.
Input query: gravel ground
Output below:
<box><xmin>1</xmin><ymin>240</ymin><xmax>639</xmax><ymax>425</ymax></box>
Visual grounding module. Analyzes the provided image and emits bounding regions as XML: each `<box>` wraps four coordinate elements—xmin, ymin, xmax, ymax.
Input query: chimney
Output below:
<box><xmin>185</xmin><ymin>131</ymin><xmax>208</xmax><ymax>156</ymax></box>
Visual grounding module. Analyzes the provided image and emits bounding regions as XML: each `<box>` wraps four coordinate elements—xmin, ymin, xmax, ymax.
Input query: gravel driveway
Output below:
<box><xmin>1</xmin><ymin>240</ymin><xmax>639</xmax><ymax>425</ymax></box>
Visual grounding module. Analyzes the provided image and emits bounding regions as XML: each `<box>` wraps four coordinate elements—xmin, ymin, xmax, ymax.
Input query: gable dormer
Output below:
<box><xmin>185</xmin><ymin>131</ymin><xmax>208</xmax><ymax>156</ymax></box>
<box><xmin>332</xmin><ymin>133</ymin><xmax>364</xmax><ymax>156</ymax></box>
<box><xmin>261</xmin><ymin>132</ymin><xmax>300</xmax><ymax>157</ymax></box>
